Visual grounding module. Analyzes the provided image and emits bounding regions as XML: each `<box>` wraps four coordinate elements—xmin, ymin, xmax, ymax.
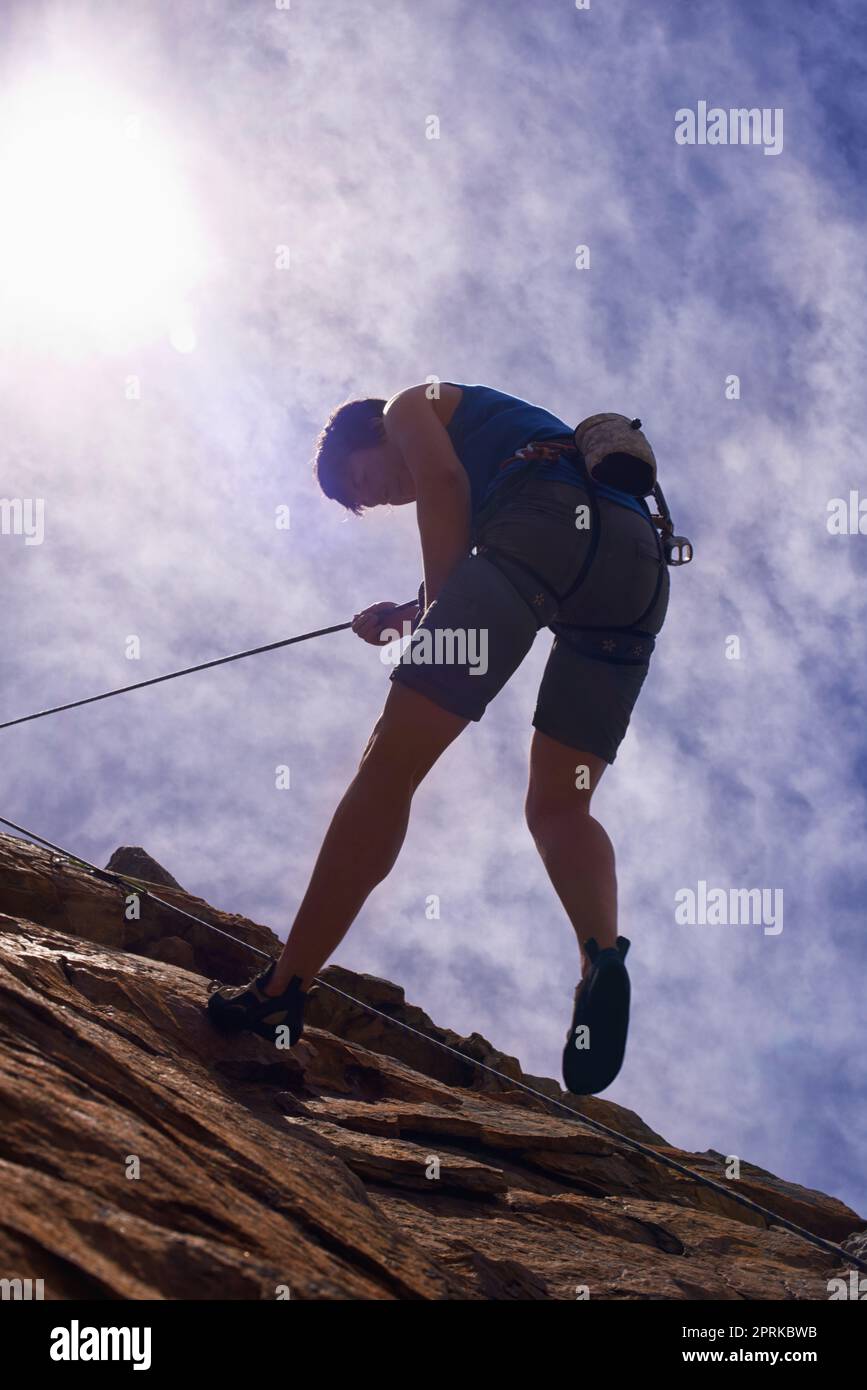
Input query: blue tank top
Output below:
<box><xmin>445</xmin><ymin>383</ymin><xmax>652</xmax><ymax>522</ymax></box>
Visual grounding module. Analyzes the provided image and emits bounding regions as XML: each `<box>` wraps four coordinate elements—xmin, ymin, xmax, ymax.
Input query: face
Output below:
<box><xmin>346</xmin><ymin>441</ymin><xmax>416</xmax><ymax>510</ymax></box>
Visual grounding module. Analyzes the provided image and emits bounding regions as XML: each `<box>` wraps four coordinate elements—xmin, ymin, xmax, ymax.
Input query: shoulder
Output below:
<box><xmin>383</xmin><ymin>382</ymin><xmax>463</xmax><ymax>430</ymax></box>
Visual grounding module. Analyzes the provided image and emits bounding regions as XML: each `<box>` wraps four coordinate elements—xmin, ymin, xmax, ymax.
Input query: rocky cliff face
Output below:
<box><xmin>0</xmin><ymin>830</ymin><xmax>862</xmax><ymax>1300</ymax></box>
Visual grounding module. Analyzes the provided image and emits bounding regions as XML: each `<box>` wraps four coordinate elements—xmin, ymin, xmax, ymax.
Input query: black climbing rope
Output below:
<box><xmin>0</xmin><ymin>621</ymin><xmax>353</xmax><ymax>731</ymax></box>
<box><xmin>0</xmin><ymin>813</ymin><xmax>864</xmax><ymax>1278</ymax></box>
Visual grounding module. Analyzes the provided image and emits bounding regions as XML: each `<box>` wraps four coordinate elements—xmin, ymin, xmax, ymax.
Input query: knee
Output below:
<box><xmin>358</xmin><ymin>715</ymin><xmax>405</xmax><ymax>778</ymax></box>
<box><xmin>524</xmin><ymin>783</ymin><xmax>591</xmax><ymax>845</ymax></box>
<box><xmin>359</xmin><ymin>712</ymin><xmax>386</xmax><ymax>767</ymax></box>
<box><xmin>356</xmin><ymin>709</ymin><xmax>425</xmax><ymax>794</ymax></box>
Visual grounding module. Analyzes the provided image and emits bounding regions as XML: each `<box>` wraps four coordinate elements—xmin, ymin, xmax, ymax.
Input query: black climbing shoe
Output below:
<box><xmin>562</xmin><ymin>936</ymin><xmax>631</xmax><ymax>1096</ymax></box>
<box><xmin>206</xmin><ymin>961</ymin><xmax>312</xmax><ymax>1046</ymax></box>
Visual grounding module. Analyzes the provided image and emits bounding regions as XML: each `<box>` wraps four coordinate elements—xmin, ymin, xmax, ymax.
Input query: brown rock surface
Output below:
<box><xmin>104</xmin><ymin>846</ymin><xmax>185</xmax><ymax>890</ymax></box>
<box><xmin>0</xmin><ymin>832</ymin><xmax>279</xmax><ymax>983</ymax></box>
<box><xmin>0</xmin><ymin>830</ymin><xmax>862</xmax><ymax>1300</ymax></box>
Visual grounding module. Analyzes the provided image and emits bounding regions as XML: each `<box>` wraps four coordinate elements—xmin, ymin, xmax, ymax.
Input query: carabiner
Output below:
<box><xmin>664</xmin><ymin>535</ymin><xmax>693</xmax><ymax>566</ymax></box>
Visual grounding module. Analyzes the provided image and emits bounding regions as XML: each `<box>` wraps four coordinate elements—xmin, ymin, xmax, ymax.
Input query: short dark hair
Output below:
<box><xmin>312</xmin><ymin>397</ymin><xmax>386</xmax><ymax>514</ymax></box>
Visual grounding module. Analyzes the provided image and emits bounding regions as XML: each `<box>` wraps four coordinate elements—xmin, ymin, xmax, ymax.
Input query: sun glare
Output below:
<box><xmin>0</xmin><ymin>67</ymin><xmax>206</xmax><ymax>354</ymax></box>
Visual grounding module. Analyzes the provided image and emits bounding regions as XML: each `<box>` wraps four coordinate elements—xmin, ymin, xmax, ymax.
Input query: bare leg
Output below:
<box><xmin>266</xmin><ymin>683</ymin><xmax>469</xmax><ymax>994</ymax></box>
<box><xmin>524</xmin><ymin>731</ymin><xmax>614</xmax><ymax>979</ymax></box>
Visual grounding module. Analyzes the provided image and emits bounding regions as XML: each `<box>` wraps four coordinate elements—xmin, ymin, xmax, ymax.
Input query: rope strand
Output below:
<box><xmin>0</xmin><ymin>621</ymin><xmax>353</xmax><ymax>731</ymax></box>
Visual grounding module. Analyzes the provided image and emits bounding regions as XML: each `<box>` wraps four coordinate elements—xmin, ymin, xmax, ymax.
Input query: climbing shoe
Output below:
<box><xmin>562</xmin><ymin>936</ymin><xmax>631</xmax><ymax>1096</ymax></box>
<box><xmin>206</xmin><ymin>961</ymin><xmax>312</xmax><ymax>1047</ymax></box>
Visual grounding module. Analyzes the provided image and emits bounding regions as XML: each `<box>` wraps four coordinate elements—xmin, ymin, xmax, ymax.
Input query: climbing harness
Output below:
<box><xmin>470</xmin><ymin>423</ymin><xmax>692</xmax><ymax>661</ymax></box>
<box><xmin>0</xmin><ymin>811</ymin><xmax>864</xmax><ymax>1278</ymax></box>
<box><xmin>650</xmin><ymin>474</ymin><xmax>694</xmax><ymax>568</ymax></box>
<box><xmin>494</xmin><ymin>429</ymin><xmax>694</xmax><ymax>572</ymax></box>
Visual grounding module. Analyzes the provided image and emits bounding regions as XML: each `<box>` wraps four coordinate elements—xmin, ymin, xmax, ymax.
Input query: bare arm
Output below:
<box><xmin>383</xmin><ymin>385</ymin><xmax>471</xmax><ymax>604</ymax></box>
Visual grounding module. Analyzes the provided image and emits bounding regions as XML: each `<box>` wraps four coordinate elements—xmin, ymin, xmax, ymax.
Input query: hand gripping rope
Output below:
<box><xmin>1</xmin><ymin>623</ymin><xmax>864</xmax><ymax>1276</ymax></box>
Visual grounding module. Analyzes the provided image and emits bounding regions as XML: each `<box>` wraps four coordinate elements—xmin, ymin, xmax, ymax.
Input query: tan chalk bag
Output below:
<box><xmin>573</xmin><ymin>413</ymin><xmax>657</xmax><ymax>497</ymax></box>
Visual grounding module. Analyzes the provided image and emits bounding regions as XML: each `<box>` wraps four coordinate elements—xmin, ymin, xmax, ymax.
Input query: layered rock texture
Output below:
<box><xmin>0</xmin><ymin>831</ymin><xmax>862</xmax><ymax>1300</ymax></box>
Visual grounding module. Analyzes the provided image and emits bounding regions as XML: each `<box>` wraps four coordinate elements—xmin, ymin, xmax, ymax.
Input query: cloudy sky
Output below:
<box><xmin>2</xmin><ymin>0</ymin><xmax>865</xmax><ymax>1217</ymax></box>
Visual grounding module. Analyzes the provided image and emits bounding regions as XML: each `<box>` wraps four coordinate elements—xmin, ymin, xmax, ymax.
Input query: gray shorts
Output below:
<box><xmin>390</xmin><ymin>474</ymin><xmax>670</xmax><ymax>762</ymax></box>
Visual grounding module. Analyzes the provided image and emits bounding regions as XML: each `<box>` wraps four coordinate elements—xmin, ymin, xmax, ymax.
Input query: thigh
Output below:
<box><xmin>361</xmin><ymin>680</ymin><xmax>470</xmax><ymax>790</ymax></box>
<box><xmin>527</xmin><ymin>727</ymin><xmax>608</xmax><ymax>815</ymax></box>
<box><xmin>389</xmin><ymin>550</ymin><xmax>540</xmax><ymax>723</ymax></box>
<box><xmin>532</xmin><ymin>637</ymin><xmax>651</xmax><ymax>764</ymax></box>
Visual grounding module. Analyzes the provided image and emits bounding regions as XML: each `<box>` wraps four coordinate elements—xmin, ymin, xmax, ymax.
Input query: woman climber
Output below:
<box><xmin>206</xmin><ymin>382</ymin><xmax>685</xmax><ymax>1095</ymax></box>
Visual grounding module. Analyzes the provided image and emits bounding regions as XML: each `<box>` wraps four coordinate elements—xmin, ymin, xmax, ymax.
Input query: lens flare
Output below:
<box><xmin>0</xmin><ymin>67</ymin><xmax>207</xmax><ymax>355</ymax></box>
